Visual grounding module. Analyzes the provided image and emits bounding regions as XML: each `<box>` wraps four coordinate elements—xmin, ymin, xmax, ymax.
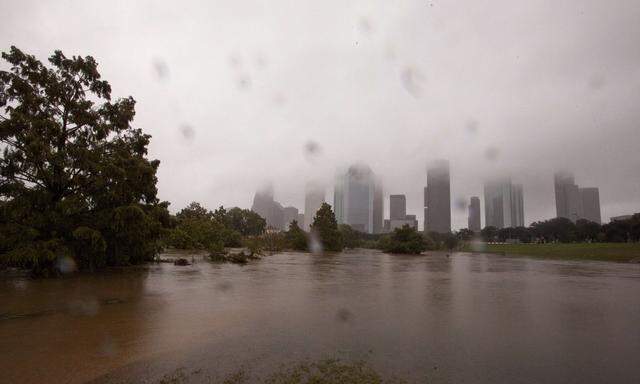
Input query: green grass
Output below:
<box><xmin>462</xmin><ymin>242</ymin><xmax>640</xmax><ymax>263</ymax></box>
<box><xmin>155</xmin><ymin>359</ymin><xmax>406</xmax><ymax>384</ymax></box>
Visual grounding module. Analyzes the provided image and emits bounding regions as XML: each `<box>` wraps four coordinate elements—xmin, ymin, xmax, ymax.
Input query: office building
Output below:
<box><xmin>304</xmin><ymin>182</ymin><xmax>325</xmax><ymax>231</ymax></box>
<box><xmin>251</xmin><ymin>184</ymin><xmax>285</xmax><ymax>230</ymax></box>
<box><xmin>390</xmin><ymin>195</ymin><xmax>407</xmax><ymax>220</ymax></box>
<box><xmin>283</xmin><ymin>206</ymin><xmax>300</xmax><ymax>229</ymax></box>
<box><xmin>554</xmin><ymin>172</ymin><xmax>601</xmax><ymax>224</ymax></box>
<box><xmin>373</xmin><ymin>179</ymin><xmax>384</xmax><ymax>234</ymax></box>
<box><xmin>468</xmin><ymin>196</ymin><xmax>481</xmax><ymax>232</ymax></box>
<box><xmin>424</xmin><ymin>160</ymin><xmax>451</xmax><ymax>233</ymax></box>
<box><xmin>554</xmin><ymin>172</ymin><xmax>582</xmax><ymax>222</ymax></box>
<box><xmin>580</xmin><ymin>187</ymin><xmax>601</xmax><ymax>224</ymax></box>
<box><xmin>386</xmin><ymin>194</ymin><xmax>418</xmax><ymax>231</ymax></box>
<box><xmin>334</xmin><ymin>164</ymin><xmax>375</xmax><ymax>233</ymax></box>
<box><xmin>484</xmin><ymin>178</ymin><xmax>525</xmax><ymax>229</ymax></box>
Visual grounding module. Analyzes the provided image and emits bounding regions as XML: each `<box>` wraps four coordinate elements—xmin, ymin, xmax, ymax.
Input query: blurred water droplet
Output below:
<box><xmin>308</xmin><ymin>230</ymin><xmax>324</xmax><ymax>255</ymax></box>
<box><xmin>303</xmin><ymin>140</ymin><xmax>322</xmax><ymax>162</ymax></box>
<box><xmin>152</xmin><ymin>58</ymin><xmax>169</xmax><ymax>81</ymax></box>
<box><xmin>68</xmin><ymin>297</ymin><xmax>99</xmax><ymax>316</ymax></box>
<box><xmin>358</xmin><ymin>17</ymin><xmax>373</xmax><ymax>35</ymax></box>
<box><xmin>470</xmin><ymin>238</ymin><xmax>486</xmax><ymax>252</ymax></box>
<box><xmin>466</xmin><ymin>120</ymin><xmax>478</xmax><ymax>134</ymax></box>
<box><xmin>100</xmin><ymin>336</ymin><xmax>118</xmax><ymax>357</ymax></box>
<box><xmin>229</xmin><ymin>54</ymin><xmax>242</xmax><ymax>69</ymax></box>
<box><xmin>254</xmin><ymin>52</ymin><xmax>267</xmax><ymax>69</ymax></box>
<box><xmin>401</xmin><ymin>67</ymin><xmax>425</xmax><ymax>98</ymax></box>
<box><xmin>216</xmin><ymin>281</ymin><xmax>232</xmax><ymax>292</ymax></box>
<box><xmin>336</xmin><ymin>308</ymin><xmax>353</xmax><ymax>323</ymax></box>
<box><xmin>179</xmin><ymin>124</ymin><xmax>195</xmax><ymax>141</ymax></box>
<box><xmin>236</xmin><ymin>74</ymin><xmax>251</xmax><ymax>90</ymax></box>
<box><xmin>484</xmin><ymin>146</ymin><xmax>499</xmax><ymax>161</ymax></box>
<box><xmin>56</xmin><ymin>255</ymin><xmax>77</xmax><ymax>274</ymax></box>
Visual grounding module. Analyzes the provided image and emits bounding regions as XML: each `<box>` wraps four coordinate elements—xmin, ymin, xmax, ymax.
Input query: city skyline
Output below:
<box><xmin>250</xmin><ymin>164</ymin><xmax>618</xmax><ymax>232</ymax></box>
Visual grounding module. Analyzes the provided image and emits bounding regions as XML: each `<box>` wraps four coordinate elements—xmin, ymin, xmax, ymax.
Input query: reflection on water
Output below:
<box><xmin>1</xmin><ymin>251</ymin><xmax>639</xmax><ymax>384</ymax></box>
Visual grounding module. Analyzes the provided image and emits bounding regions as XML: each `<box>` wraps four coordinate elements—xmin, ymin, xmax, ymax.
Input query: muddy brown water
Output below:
<box><xmin>1</xmin><ymin>251</ymin><xmax>639</xmax><ymax>384</ymax></box>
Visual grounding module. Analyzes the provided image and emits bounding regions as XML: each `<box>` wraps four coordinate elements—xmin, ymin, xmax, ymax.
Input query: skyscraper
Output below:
<box><xmin>388</xmin><ymin>194</ymin><xmax>418</xmax><ymax>231</ymax></box>
<box><xmin>304</xmin><ymin>182</ymin><xmax>325</xmax><ymax>231</ymax></box>
<box><xmin>554</xmin><ymin>172</ymin><xmax>601</xmax><ymax>224</ymax></box>
<box><xmin>424</xmin><ymin>160</ymin><xmax>451</xmax><ymax>233</ymax></box>
<box><xmin>390</xmin><ymin>194</ymin><xmax>407</xmax><ymax>220</ymax></box>
<box><xmin>373</xmin><ymin>179</ymin><xmax>384</xmax><ymax>234</ymax></box>
<box><xmin>468</xmin><ymin>196</ymin><xmax>481</xmax><ymax>232</ymax></box>
<box><xmin>484</xmin><ymin>178</ymin><xmax>524</xmax><ymax>229</ymax></box>
<box><xmin>283</xmin><ymin>206</ymin><xmax>299</xmax><ymax>229</ymax></box>
<box><xmin>554</xmin><ymin>172</ymin><xmax>582</xmax><ymax>222</ymax></box>
<box><xmin>251</xmin><ymin>184</ymin><xmax>285</xmax><ymax>230</ymax></box>
<box><xmin>580</xmin><ymin>187</ymin><xmax>601</xmax><ymax>224</ymax></box>
<box><xmin>334</xmin><ymin>164</ymin><xmax>375</xmax><ymax>233</ymax></box>
<box><xmin>511</xmin><ymin>183</ymin><xmax>525</xmax><ymax>227</ymax></box>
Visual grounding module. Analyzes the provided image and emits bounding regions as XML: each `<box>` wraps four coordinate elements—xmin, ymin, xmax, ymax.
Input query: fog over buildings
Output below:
<box><xmin>554</xmin><ymin>172</ymin><xmax>602</xmax><ymax>224</ymax></box>
<box><xmin>3</xmin><ymin>0</ymin><xmax>639</xmax><ymax>230</ymax></box>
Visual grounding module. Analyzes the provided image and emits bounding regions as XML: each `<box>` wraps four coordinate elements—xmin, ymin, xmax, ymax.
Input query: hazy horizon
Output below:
<box><xmin>2</xmin><ymin>0</ymin><xmax>639</xmax><ymax>229</ymax></box>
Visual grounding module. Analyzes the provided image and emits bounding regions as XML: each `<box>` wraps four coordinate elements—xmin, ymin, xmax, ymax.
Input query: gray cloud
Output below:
<box><xmin>1</xmin><ymin>0</ymin><xmax>639</xmax><ymax>229</ymax></box>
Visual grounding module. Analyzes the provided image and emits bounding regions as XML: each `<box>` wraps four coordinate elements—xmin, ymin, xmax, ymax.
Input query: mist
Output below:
<box><xmin>2</xmin><ymin>0</ymin><xmax>639</xmax><ymax>229</ymax></box>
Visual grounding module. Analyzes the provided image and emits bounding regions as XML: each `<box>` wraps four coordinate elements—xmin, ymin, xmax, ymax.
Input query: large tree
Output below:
<box><xmin>0</xmin><ymin>46</ymin><xmax>169</xmax><ymax>274</ymax></box>
<box><xmin>310</xmin><ymin>203</ymin><xmax>343</xmax><ymax>252</ymax></box>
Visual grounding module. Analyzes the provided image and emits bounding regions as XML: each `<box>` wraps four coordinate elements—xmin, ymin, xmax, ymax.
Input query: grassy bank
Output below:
<box><xmin>462</xmin><ymin>242</ymin><xmax>640</xmax><ymax>263</ymax></box>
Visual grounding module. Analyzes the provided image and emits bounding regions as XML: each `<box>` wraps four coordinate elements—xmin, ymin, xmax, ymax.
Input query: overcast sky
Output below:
<box><xmin>2</xmin><ymin>0</ymin><xmax>639</xmax><ymax>229</ymax></box>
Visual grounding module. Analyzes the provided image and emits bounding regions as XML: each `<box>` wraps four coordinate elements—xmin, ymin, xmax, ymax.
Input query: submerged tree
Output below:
<box><xmin>0</xmin><ymin>46</ymin><xmax>170</xmax><ymax>274</ymax></box>
<box><xmin>380</xmin><ymin>225</ymin><xmax>427</xmax><ymax>254</ymax></box>
<box><xmin>285</xmin><ymin>220</ymin><xmax>308</xmax><ymax>251</ymax></box>
<box><xmin>310</xmin><ymin>203</ymin><xmax>343</xmax><ymax>252</ymax></box>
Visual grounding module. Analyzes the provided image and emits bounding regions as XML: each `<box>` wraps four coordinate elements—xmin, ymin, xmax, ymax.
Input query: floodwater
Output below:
<box><xmin>1</xmin><ymin>251</ymin><xmax>639</xmax><ymax>384</ymax></box>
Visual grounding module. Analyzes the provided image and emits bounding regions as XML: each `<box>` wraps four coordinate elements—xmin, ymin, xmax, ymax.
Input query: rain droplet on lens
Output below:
<box><xmin>216</xmin><ymin>281</ymin><xmax>232</xmax><ymax>292</ymax></box>
<box><xmin>56</xmin><ymin>255</ymin><xmax>77</xmax><ymax>274</ymax></box>
<box><xmin>588</xmin><ymin>73</ymin><xmax>605</xmax><ymax>91</ymax></box>
<box><xmin>179</xmin><ymin>124</ymin><xmax>195</xmax><ymax>141</ymax></box>
<box><xmin>336</xmin><ymin>308</ymin><xmax>352</xmax><ymax>323</ymax></box>
<box><xmin>304</xmin><ymin>140</ymin><xmax>321</xmax><ymax>156</ymax></box>
<box><xmin>466</xmin><ymin>119</ymin><xmax>478</xmax><ymax>134</ymax></box>
<box><xmin>152</xmin><ymin>58</ymin><xmax>169</xmax><ymax>81</ymax></box>
<box><xmin>358</xmin><ymin>17</ymin><xmax>373</xmax><ymax>35</ymax></box>
<box><xmin>236</xmin><ymin>74</ymin><xmax>251</xmax><ymax>90</ymax></box>
<box><xmin>229</xmin><ymin>53</ymin><xmax>242</xmax><ymax>69</ymax></box>
<box><xmin>484</xmin><ymin>146</ymin><xmax>499</xmax><ymax>161</ymax></box>
<box><xmin>401</xmin><ymin>67</ymin><xmax>425</xmax><ymax>98</ymax></box>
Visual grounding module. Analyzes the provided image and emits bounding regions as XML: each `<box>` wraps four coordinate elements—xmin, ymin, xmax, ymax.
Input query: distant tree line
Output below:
<box><xmin>165</xmin><ymin>202</ymin><xmax>266</xmax><ymax>252</ymax></box>
<box><xmin>456</xmin><ymin>215</ymin><xmax>640</xmax><ymax>244</ymax></box>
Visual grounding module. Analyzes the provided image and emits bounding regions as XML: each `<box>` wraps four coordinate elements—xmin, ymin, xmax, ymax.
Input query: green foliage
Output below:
<box><xmin>5</xmin><ymin>238</ymin><xmax>71</xmax><ymax>276</ymax></box>
<box><xmin>261</xmin><ymin>358</ymin><xmax>406</xmax><ymax>384</ymax></box>
<box><xmin>261</xmin><ymin>231</ymin><xmax>287</xmax><ymax>252</ymax></box>
<box><xmin>224</xmin><ymin>207</ymin><xmax>266</xmax><ymax>236</ymax></box>
<box><xmin>310</xmin><ymin>203</ymin><xmax>343</xmax><ymax>252</ymax></box>
<box><xmin>71</xmin><ymin>226</ymin><xmax>106</xmax><ymax>271</ymax></box>
<box><xmin>207</xmin><ymin>240</ymin><xmax>226</xmax><ymax>261</ymax></box>
<box><xmin>166</xmin><ymin>202</ymin><xmax>244</xmax><ymax>250</ymax></box>
<box><xmin>382</xmin><ymin>225</ymin><xmax>427</xmax><ymax>254</ymax></box>
<box><xmin>244</xmin><ymin>237</ymin><xmax>263</xmax><ymax>256</ymax></box>
<box><xmin>470</xmin><ymin>214</ymin><xmax>640</xmax><ymax>245</ymax></box>
<box><xmin>0</xmin><ymin>47</ymin><xmax>169</xmax><ymax>274</ymax></box>
<box><xmin>156</xmin><ymin>358</ymin><xmax>405</xmax><ymax>384</ymax></box>
<box><xmin>339</xmin><ymin>224</ymin><xmax>361</xmax><ymax>249</ymax></box>
<box><xmin>285</xmin><ymin>220</ymin><xmax>308</xmax><ymax>251</ymax></box>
